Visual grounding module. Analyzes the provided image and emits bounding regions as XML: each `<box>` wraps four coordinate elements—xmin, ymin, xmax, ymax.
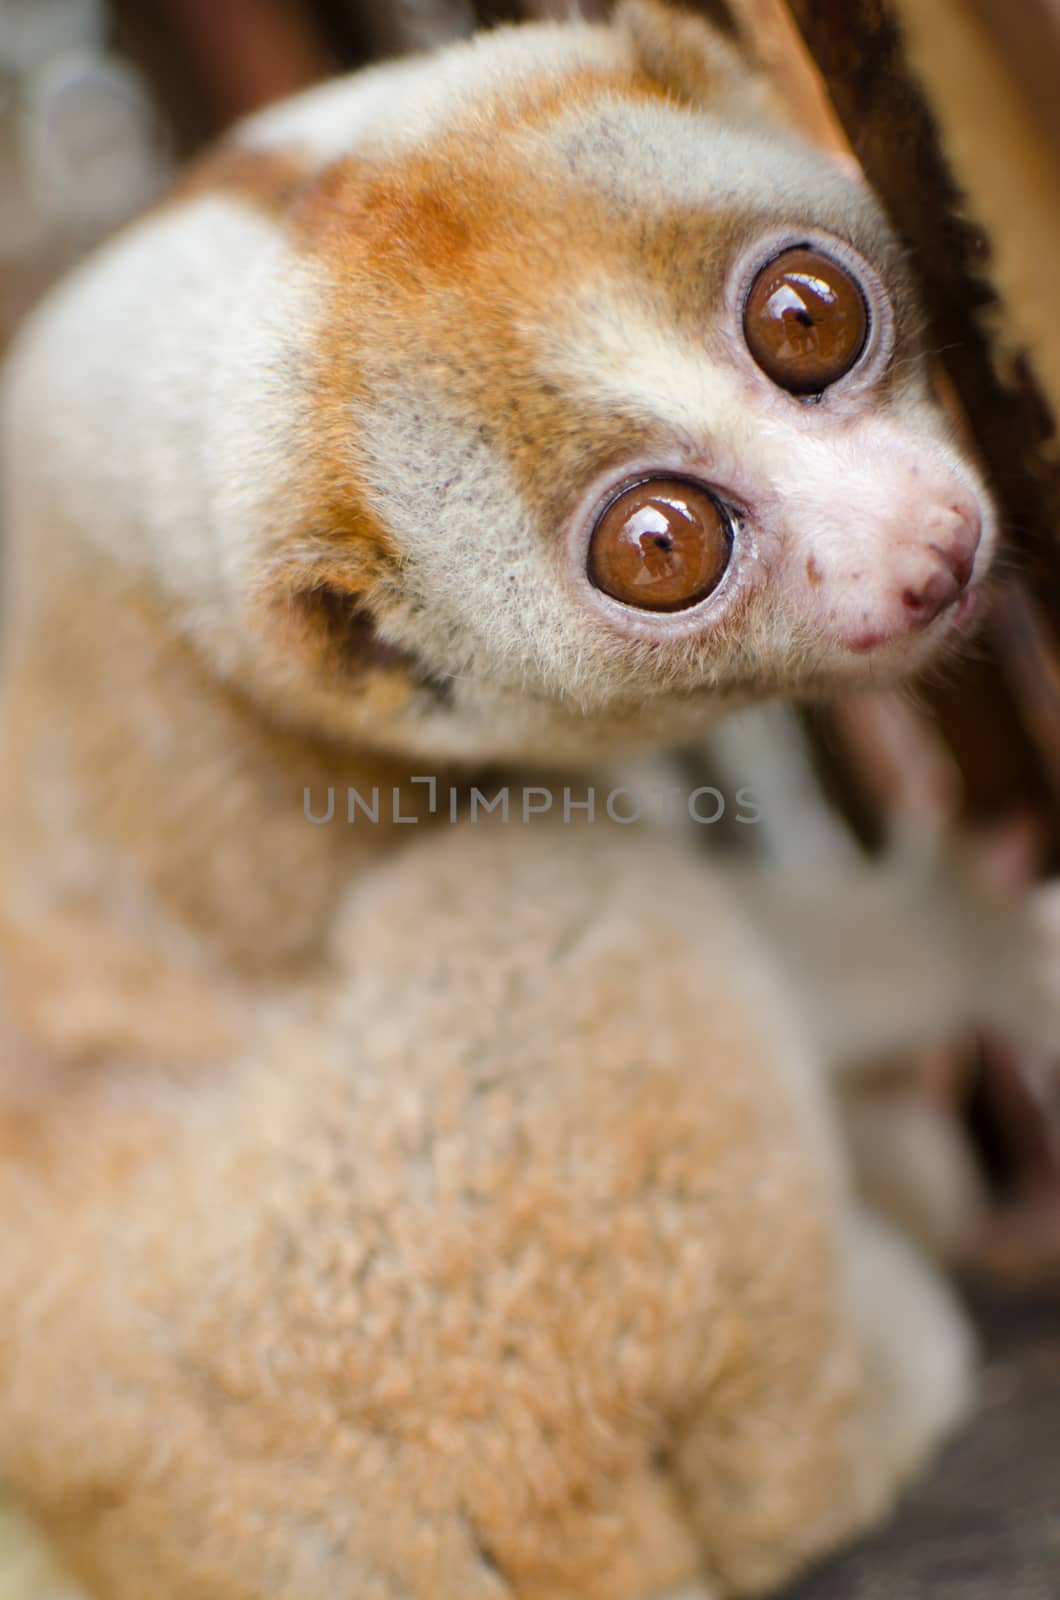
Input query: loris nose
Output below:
<box><xmin>899</xmin><ymin>506</ymin><xmax>981</xmax><ymax>627</ymax></box>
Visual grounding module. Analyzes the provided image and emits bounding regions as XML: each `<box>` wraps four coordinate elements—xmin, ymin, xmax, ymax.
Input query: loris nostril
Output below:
<box><xmin>898</xmin><ymin>509</ymin><xmax>980</xmax><ymax>627</ymax></box>
<box><xmin>900</xmin><ymin>566</ymin><xmax>964</xmax><ymax>623</ymax></box>
<box><xmin>925</xmin><ymin>501</ymin><xmax>981</xmax><ymax>565</ymax></box>
<box><xmin>927</xmin><ymin>542</ymin><xmax>975</xmax><ymax>591</ymax></box>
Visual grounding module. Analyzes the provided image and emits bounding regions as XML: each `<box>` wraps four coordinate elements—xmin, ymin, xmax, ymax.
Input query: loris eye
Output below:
<box><xmin>588</xmin><ymin>479</ymin><xmax>733</xmax><ymax>612</ymax></box>
<box><xmin>743</xmin><ymin>247</ymin><xmax>868</xmax><ymax>395</ymax></box>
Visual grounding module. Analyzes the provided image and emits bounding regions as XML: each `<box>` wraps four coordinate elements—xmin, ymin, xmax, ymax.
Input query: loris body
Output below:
<box><xmin>0</xmin><ymin>5</ymin><xmax>1055</xmax><ymax>1598</ymax></box>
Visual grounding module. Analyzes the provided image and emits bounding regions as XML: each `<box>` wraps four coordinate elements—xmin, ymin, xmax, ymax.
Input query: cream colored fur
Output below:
<box><xmin>0</xmin><ymin>3</ymin><xmax>1056</xmax><ymax>1597</ymax></box>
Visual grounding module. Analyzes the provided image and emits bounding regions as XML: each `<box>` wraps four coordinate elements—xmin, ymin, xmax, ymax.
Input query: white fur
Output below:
<box><xmin>551</xmin><ymin>92</ymin><xmax>871</xmax><ymax>224</ymax></box>
<box><xmin>537</xmin><ymin>281</ymin><xmax>744</xmax><ymax>448</ymax></box>
<box><xmin>2</xmin><ymin>199</ymin><xmax>322</xmax><ymax>677</ymax></box>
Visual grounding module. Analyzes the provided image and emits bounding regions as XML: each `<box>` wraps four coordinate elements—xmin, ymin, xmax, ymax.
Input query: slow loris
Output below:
<box><xmin>0</xmin><ymin>4</ymin><xmax>1056</xmax><ymax>1597</ymax></box>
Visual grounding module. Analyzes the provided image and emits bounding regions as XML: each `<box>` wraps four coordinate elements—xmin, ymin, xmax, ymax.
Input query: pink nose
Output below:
<box><xmin>898</xmin><ymin>507</ymin><xmax>980</xmax><ymax>629</ymax></box>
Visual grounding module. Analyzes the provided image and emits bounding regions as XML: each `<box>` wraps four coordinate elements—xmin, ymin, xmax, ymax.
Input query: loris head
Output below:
<box><xmin>12</xmin><ymin>1</ymin><xmax>994</xmax><ymax>765</ymax></box>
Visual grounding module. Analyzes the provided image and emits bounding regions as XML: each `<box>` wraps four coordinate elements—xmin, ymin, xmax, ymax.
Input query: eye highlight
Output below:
<box><xmin>743</xmin><ymin>246</ymin><xmax>869</xmax><ymax>395</ymax></box>
<box><xmin>588</xmin><ymin>479</ymin><xmax>733</xmax><ymax>613</ymax></box>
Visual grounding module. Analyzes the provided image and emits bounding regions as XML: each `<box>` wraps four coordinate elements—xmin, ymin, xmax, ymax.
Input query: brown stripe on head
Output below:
<box><xmin>276</xmin><ymin>66</ymin><xmax>699</xmax><ymax>452</ymax></box>
<box><xmin>278</xmin><ymin>81</ymin><xmax>755</xmax><ymax>542</ymax></box>
<box><xmin>165</xmin><ymin>86</ymin><xmax>627</xmax><ymax>701</ymax></box>
<box><xmin>226</xmin><ymin>63</ymin><xmax>762</xmax><ymax>727</ymax></box>
<box><xmin>220</xmin><ymin>7</ymin><xmax>784</xmax><ymax>682</ymax></box>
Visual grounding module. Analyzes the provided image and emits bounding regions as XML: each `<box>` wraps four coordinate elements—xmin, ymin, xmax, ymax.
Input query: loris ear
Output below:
<box><xmin>253</xmin><ymin>543</ymin><xmax>419</xmax><ymax>692</ymax></box>
<box><xmin>617</xmin><ymin>0</ymin><xmax>777</xmax><ymax>119</ymax></box>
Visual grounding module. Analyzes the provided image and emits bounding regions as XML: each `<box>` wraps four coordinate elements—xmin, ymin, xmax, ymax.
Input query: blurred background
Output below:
<box><xmin>0</xmin><ymin>1</ymin><xmax>1057</xmax><ymax>1591</ymax></box>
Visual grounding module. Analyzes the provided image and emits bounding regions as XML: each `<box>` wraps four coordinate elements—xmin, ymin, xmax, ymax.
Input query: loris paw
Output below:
<box><xmin>927</xmin><ymin>823</ymin><xmax>1060</xmax><ymax>1060</ymax></box>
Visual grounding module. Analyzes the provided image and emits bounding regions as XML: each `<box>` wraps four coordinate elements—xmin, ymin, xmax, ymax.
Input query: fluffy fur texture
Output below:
<box><xmin>0</xmin><ymin>4</ymin><xmax>1056</xmax><ymax>1596</ymax></box>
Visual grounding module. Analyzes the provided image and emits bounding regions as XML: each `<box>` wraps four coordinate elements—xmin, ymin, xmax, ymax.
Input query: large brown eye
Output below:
<box><xmin>743</xmin><ymin>246</ymin><xmax>868</xmax><ymax>394</ymax></box>
<box><xmin>588</xmin><ymin>479</ymin><xmax>732</xmax><ymax>612</ymax></box>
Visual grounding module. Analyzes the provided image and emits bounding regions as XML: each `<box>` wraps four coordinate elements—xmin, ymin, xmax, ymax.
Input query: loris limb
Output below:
<box><xmin>735</xmin><ymin>844</ymin><xmax>1060</xmax><ymax>1074</ymax></box>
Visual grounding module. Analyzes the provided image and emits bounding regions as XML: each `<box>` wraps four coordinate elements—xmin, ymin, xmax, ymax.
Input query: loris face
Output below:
<box><xmin>184</xmin><ymin>0</ymin><xmax>995</xmax><ymax>763</ymax></box>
